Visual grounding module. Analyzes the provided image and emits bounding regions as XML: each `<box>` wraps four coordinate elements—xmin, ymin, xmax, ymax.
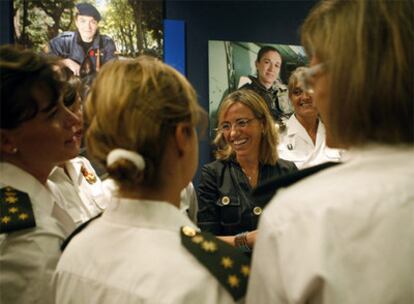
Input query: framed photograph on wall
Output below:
<box><xmin>13</xmin><ymin>0</ymin><xmax>163</xmax><ymax>84</ymax></box>
<box><xmin>208</xmin><ymin>40</ymin><xmax>308</xmax><ymax>137</ymax></box>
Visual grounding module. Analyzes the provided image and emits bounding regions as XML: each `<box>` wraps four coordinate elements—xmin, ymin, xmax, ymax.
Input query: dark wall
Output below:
<box><xmin>1</xmin><ymin>0</ymin><xmax>316</xmax><ymax>185</ymax></box>
<box><xmin>0</xmin><ymin>0</ymin><xmax>13</xmax><ymax>45</ymax></box>
<box><xmin>165</xmin><ymin>0</ymin><xmax>316</xmax><ymax>185</ymax></box>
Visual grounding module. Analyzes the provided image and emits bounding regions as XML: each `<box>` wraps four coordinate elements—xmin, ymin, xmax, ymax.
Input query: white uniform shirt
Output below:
<box><xmin>53</xmin><ymin>198</ymin><xmax>239</xmax><ymax>304</ymax></box>
<box><xmin>278</xmin><ymin>115</ymin><xmax>342</xmax><ymax>169</ymax></box>
<box><xmin>0</xmin><ymin>162</ymin><xmax>74</xmax><ymax>304</ymax></box>
<box><xmin>180</xmin><ymin>182</ymin><xmax>198</xmax><ymax>223</ymax></box>
<box><xmin>103</xmin><ymin>179</ymin><xmax>198</xmax><ymax>223</ymax></box>
<box><xmin>49</xmin><ymin>157</ymin><xmax>109</xmax><ymax>225</ymax></box>
<box><xmin>246</xmin><ymin>145</ymin><xmax>414</xmax><ymax>304</ymax></box>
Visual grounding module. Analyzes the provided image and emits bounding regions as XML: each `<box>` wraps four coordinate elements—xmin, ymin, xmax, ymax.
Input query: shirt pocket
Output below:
<box><xmin>216</xmin><ymin>195</ymin><xmax>241</xmax><ymax>226</ymax></box>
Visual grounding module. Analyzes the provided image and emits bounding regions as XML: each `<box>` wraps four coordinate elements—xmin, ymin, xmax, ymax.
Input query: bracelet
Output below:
<box><xmin>234</xmin><ymin>231</ymin><xmax>251</xmax><ymax>253</ymax></box>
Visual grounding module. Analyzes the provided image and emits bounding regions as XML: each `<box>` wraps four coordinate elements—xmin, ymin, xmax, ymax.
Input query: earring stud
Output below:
<box><xmin>11</xmin><ymin>147</ymin><xmax>18</xmax><ymax>153</ymax></box>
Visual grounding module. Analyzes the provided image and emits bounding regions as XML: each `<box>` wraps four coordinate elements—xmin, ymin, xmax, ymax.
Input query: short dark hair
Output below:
<box><xmin>0</xmin><ymin>45</ymin><xmax>62</xmax><ymax>129</ymax></box>
<box><xmin>256</xmin><ymin>46</ymin><xmax>281</xmax><ymax>62</ymax></box>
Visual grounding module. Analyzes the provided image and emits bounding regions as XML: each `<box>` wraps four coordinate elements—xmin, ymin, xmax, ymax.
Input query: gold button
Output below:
<box><xmin>221</xmin><ymin>196</ymin><xmax>230</xmax><ymax>205</ymax></box>
<box><xmin>182</xmin><ymin>226</ymin><xmax>196</xmax><ymax>237</ymax></box>
<box><xmin>253</xmin><ymin>206</ymin><xmax>262</xmax><ymax>216</ymax></box>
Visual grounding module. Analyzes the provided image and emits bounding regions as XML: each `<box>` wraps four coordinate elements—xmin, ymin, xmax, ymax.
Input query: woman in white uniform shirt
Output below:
<box><xmin>54</xmin><ymin>57</ymin><xmax>248</xmax><ymax>303</ymax></box>
<box><xmin>278</xmin><ymin>67</ymin><xmax>341</xmax><ymax>169</ymax></box>
<box><xmin>49</xmin><ymin>78</ymin><xmax>109</xmax><ymax>225</ymax></box>
<box><xmin>247</xmin><ymin>1</ymin><xmax>414</xmax><ymax>303</ymax></box>
<box><xmin>0</xmin><ymin>46</ymin><xmax>80</xmax><ymax>303</ymax></box>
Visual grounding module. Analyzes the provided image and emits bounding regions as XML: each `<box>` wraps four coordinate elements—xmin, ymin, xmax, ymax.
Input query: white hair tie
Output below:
<box><xmin>107</xmin><ymin>149</ymin><xmax>146</xmax><ymax>171</ymax></box>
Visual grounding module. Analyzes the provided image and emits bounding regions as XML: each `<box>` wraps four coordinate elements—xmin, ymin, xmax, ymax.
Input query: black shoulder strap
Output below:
<box><xmin>181</xmin><ymin>226</ymin><xmax>250</xmax><ymax>301</ymax></box>
<box><xmin>60</xmin><ymin>213</ymin><xmax>102</xmax><ymax>251</ymax></box>
<box><xmin>0</xmin><ymin>186</ymin><xmax>36</xmax><ymax>233</ymax></box>
<box><xmin>253</xmin><ymin>162</ymin><xmax>341</xmax><ymax>206</ymax></box>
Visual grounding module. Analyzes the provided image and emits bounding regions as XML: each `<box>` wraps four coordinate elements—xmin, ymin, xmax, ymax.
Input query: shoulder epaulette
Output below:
<box><xmin>253</xmin><ymin>161</ymin><xmax>341</xmax><ymax>205</ymax></box>
<box><xmin>61</xmin><ymin>213</ymin><xmax>102</xmax><ymax>251</ymax></box>
<box><xmin>0</xmin><ymin>186</ymin><xmax>36</xmax><ymax>233</ymax></box>
<box><xmin>181</xmin><ymin>226</ymin><xmax>250</xmax><ymax>301</ymax></box>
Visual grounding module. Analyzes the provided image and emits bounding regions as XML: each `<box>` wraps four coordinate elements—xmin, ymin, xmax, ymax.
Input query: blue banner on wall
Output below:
<box><xmin>163</xmin><ymin>19</ymin><xmax>186</xmax><ymax>76</ymax></box>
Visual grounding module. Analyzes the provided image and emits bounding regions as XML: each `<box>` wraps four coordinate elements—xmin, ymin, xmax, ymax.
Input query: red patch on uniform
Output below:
<box><xmin>89</xmin><ymin>50</ymin><xmax>95</xmax><ymax>56</ymax></box>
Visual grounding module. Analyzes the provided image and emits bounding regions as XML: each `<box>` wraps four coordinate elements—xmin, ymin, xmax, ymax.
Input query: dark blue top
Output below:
<box><xmin>197</xmin><ymin>157</ymin><xmax>297</xmax><ymax>235</ymax></box>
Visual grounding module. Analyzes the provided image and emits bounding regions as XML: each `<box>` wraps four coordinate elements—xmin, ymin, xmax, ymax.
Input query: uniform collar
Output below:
<box><xmin>0</xmin><ymin>162</ymin><xmax>56</xmax><ymax>216</ymax></box>
<box><xmin>286</xmin><ymin>115</ymin><xmax>326</xmax><ymax>145</ymax></box>
<box><xmin>248</xmin><ymin>76</ymin><xmax>276</xmax><ymax>93</ymax></box>
<box><xmin>103</xmin><ymin>197</ymin><xmax>198</xmax><ymax>232</ymax></box>
<box><xmin>50</xmin><ymin>158</ymin><xmax>89</xmax><ymax>186</ymax></box>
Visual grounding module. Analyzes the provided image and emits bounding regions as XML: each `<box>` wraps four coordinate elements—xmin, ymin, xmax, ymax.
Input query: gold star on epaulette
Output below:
<box><xmin>240</xmin><ymin>264</ymin><xmax>250</xmax><ymax>277</ymax></box>
<box><xmin>192</xmin><ymin>235</ymin><xmax>204</xmax><ymax>244</ymax></box>
<box><xmin>180</xmin><ymin>226</ymin><xmax>251</xmax><ymax>301</ymax></box>
<box><xmin>1</xmin><ymin>216</ymin><xmax>11</xmax><ymax>224</ymax></box>
<box><xmin>1</xmin><ymin>186</ymin><xmax>36</xmax><ymax>233</ymax></box>
<box><xmin>201</xmin><ymin>240</ymin><xmax>218</xmax><ymax>253</ymax></box>
<box><xmin>227</xmin><ymin>274</ymin><xmax>240</xmax><ymax>288</ymax></box>
<box><xmin>18</xmin><ymin>213</ymin><xmax>29</xmax><ymax>220</ymax></box>
<box><xmin>5</xmin><ymin>196</ymin><xmax>18</xmax><ymax>204</ymax></box>
<box><xmin>8</xmin><ymin>207</ymin><xmax>18</xmax><ymax>214</ymax></box>
<box><xmin>182</xmin><ymin>226</ymin><xmax>197</xmax><ymax>237</ymax></box>
<box><xmin>221</xmin><ymin>256</ymin><xmax>234</xmax><ymax>269</ymax></box>
<box><xmin>81</xmin><ymin>165</ymin><xmax>97</xmax><ymax>184</ymax></box>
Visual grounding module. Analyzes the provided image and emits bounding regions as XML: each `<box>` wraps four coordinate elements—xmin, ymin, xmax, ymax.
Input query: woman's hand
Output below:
<box><xmin>217</xmin><ymin>229</ymin><xmax>258</xmax><ymax>251</ymax></box>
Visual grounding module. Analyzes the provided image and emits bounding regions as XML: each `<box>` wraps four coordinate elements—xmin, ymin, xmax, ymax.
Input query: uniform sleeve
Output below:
<box><xmin>196</xmin><ymin>164</ymin><xmax>222</xmax><ymax>235</ymax></box>
<box><xmin>246</xmin><ymin>212</ymin><xmax>288</xmax><ymax>304</ymax></box>
<box><xmin>0</xmin><ymin>233</ymin><xmax>61</xmax><ymax>304</ymax></box>
<box><xmin>182</xmin><ymin>182</ymin><xmax>198</xmax><ymax>223</ymax></box>
<box><xmin>247</xmin><ymin>198</ymin><xmax>327</xmax><ymax>304</ymax></box>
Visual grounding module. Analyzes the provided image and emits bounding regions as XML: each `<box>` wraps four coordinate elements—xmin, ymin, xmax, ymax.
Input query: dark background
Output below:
<box><xmin>1</xmin><ymin>0</ymin><xmax>316</xmax><ymax>185</ymax></box>
<box><xmin>164</xmin><ymin>0</ymin><xmax>315</xmax><ymax>185</ymax></box>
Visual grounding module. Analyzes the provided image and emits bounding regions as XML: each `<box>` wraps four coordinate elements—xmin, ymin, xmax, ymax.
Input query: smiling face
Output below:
<box><xmin>75</xmin><ymin>15</ymin><xmax>98</xmax><ymax>42</ymax></box>
<box><xmin>219</xmin><ymin>102</ymin><xmax>263</xmax><ymax>161</ymax></box>
<box><xmin>6</xmin><ymin>84</ymin><xmax>81</xmax><ymax>172</ymax></box>
<box><xmin>255</xmin><ymin>50</ymin><xmax>282</xmax><ymax>89</ymax></box>
<box><xmin>290</xmin><ymin>84</ymin><xmax>318</xmax><ymax>121</ymax></box>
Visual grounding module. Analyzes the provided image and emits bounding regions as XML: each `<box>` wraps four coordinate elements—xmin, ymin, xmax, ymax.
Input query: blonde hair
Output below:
<box><xmin>301</xmin><ymin>0</ymin><xmax>413</xmax><ymax>146</ymax></box>
<box><xmin>287</xmin><ymin>66</ymin><xmax>307</xmax><ymax>97</ymax></box>
<box><xmin>213</xmin><ymin>89</ymin><xmax>279</xmax><ymax>165</ymax></box>
<box><xmin>85</xmin><ymin>56</ymin><xmax>203</xmax><ymax>190</ymax></box>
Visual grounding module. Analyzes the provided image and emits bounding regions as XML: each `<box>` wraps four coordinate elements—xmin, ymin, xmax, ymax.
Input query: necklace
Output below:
<box><xmin>242</xmin><ymin>168</ymin><xmax>257</xmax><ymax>181</ymax></box>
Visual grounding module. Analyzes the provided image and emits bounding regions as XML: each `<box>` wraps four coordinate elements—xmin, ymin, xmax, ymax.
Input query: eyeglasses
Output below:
<box><xmin>297</xmin><ymin>63</ymin><xmax>326</xmax><ymax>94</ymax></box>
<box><xmin>216</xmin><ymin>118</ymin><xmax>258</xmax><ymax>133</ymax></box>
<box><xmin>291</xmin><ymin>87</ymin><xmax>306</xmax><ymax>97</ymax></box>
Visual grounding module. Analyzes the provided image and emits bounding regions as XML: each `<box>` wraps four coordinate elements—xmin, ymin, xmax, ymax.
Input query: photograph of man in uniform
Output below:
<box><xmin>48</xmin><ymin>3</ymin><xmax>116</xmax><ymax>81</ymax></box>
